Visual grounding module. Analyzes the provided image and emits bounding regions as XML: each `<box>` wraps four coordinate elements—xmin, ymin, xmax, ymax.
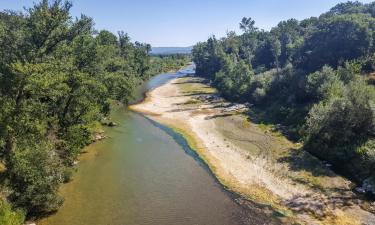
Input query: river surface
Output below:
<box><xmin>38</xmin><ymin>66</ymin><xmax>259</xmax><ymax>225</ymax></box>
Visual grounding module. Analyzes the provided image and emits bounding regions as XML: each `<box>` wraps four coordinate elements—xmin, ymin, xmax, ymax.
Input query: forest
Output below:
<box><xmin>0</xmin><ymin>1</ymin><xmax>189</xmax><ymax>223</ymax></box>
<box><xmin>193</xmin><ymin>1</ymin><xmax>375</xmax><ymax>191</ymax></box>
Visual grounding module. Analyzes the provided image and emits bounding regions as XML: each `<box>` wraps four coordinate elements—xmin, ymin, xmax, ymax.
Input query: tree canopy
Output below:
<box><xmin>192</xmin><ymin>1</ymin><xmax>375</xmax><ymax>186</ymax></box>
<box><xmin>0</xmin><ymin>0</ymin><xmax>190</xmax><ymax>222</ymax></box>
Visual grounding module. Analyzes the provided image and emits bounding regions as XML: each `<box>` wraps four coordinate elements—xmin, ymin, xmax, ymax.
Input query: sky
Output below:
<box><xmin>1</xmin><ymin>0</ymin><xmax>374</xmax><ymax>47</ymax></box>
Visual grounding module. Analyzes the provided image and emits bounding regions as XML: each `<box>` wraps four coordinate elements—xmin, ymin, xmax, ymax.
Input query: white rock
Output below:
<box><xmin>355</xmin><ymin>187</ymin><xmax>366</xmax><ymax>194</ymax></box>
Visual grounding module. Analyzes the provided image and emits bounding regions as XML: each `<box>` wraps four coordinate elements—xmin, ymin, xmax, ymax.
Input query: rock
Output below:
<box><xmin>107</xmin><ymin>121</ymin><xmax>118</xmax><ymax>127</ymax></box>
<box><xmin>102</xmin><ymin>118</ymin><xmax>117</xmax><ymax>127</ymax></box>
<box><xmin>355</xmin><ymin>187</ymin><xmax>366</xmax><ymax>194</ymax></box>
<box><xmin>222</xmin><ymin>103</ymin><xmax>247</xmax><ymax>113</ymax></box>
<box><xmin>362</xmin><ymin>177</ymin><xmax>375</xmax><ymax>195</ymax></box>
<box><xmin>93</xmin><ymin>133</ymin><xmax>107</xmax><ymax>142</ymax></box>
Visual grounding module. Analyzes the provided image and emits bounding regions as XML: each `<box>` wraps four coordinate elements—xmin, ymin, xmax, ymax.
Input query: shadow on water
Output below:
<box><xmin>144</xmin><ymin>115</ymin><xmax>213</xmax><ymax>178</ymax></box>
<box><xmin>127</xmin><ymin>65</ymin><xmax>286</xmax><ymax>224</ymax></box>
<box><xmin>142</xmin><ymin>114</ymin><xmax>285</xmax><ymax>224</ymax></box>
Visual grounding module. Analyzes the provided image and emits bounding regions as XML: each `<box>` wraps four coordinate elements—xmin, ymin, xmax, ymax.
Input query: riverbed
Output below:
<box><xmin>38</xmin><ymin>66</ymin><xmax>266</xmax><ymax>225</ymax></box>
<box><xmin>129</xmin><ymin>68</ymin><xmax>375</xmax><ymax>225</ymax></box>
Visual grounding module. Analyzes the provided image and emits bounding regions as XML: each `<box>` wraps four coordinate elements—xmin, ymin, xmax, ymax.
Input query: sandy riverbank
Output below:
<box><xmin>130</xmin><ymin>76</ymin><xmax>375</xmax><ymax>225</ymax></box>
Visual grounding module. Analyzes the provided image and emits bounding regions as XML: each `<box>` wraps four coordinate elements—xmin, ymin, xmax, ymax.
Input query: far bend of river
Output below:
<box><xmin>39</xmin><ymin>65</ymin><xmax>269</xmax><ymax>225</ymax></box>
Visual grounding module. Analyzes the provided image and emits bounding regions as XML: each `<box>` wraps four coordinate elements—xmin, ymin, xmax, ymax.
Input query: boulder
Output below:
<box><xmin>93</xmin><ymin>133</ymin><xmax>107</xmax><ymax>142</ymax></box>
<box><xmin>102</xmin><ymin>121</ymin><xmax>118</xmax><ymax>127</ymax></box>
<box><xmin>355</xmin><ymin>187</ymin><xmax>366</xmax><ymax>194</ymax></box>
<box><xmin>107</xmin><ymin>121</ymin><xmax>118</xmax><ymax>127</ymax></box>
<box><xmin>362</xmin><ymin>177</ymin><xmax>375</xmax><ymax>195</ymax></box>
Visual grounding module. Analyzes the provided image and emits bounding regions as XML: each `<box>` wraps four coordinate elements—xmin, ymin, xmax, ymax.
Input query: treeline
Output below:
<box><xmin>193</xmin><ymin>1</ymin><xmax>375</xmax><ymax>187</ymax></box>
<box><xmin>0</xmin><ymin>0</ymin><xmax>188</xmax><ymax>223</ymax></box>
<box><xmin>150</xmin><ymin>54</ymin><xmax>191</xmax><ymax>74</ymax></box>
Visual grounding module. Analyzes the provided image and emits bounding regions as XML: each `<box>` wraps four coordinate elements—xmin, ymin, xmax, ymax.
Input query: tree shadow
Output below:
<box><xmin>177</xmin><ymin>92</ymin><xmax>212</xmax><ymax>97</ymax></box>
<box><xmin>174</xmin><ymin>80</ymin><xmax>205</xmax><ymax>84</ymax></box>
<box><xmin>167</xmin><ymin>107</ymin><xmax>196</xmax><ymax>113</ymax></box>
<box><xmin>246</xmin><ymin>103</ymin><xmax>308</xmax><ymax>142</ymax></box>
<box><xmin>173</xmin><ymin>76</ymin><xmax>210</xmax><ymax>84</ymax></box>
<box><xmin>205</xmin><ymin>113</ymin><xmax>234</xmax><ymax>120</ymax></box>
<box><xmin>277</xmin><ymin>149</ymin><xmax>337</xmax><ymax>179</ymax></box>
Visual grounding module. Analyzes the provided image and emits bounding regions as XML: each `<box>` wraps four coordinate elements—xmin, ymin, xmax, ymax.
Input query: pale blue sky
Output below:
<box><xmin>1</xmin><ymin>0</ymin><xmax>373</xmax><ymax>46</ymax></box>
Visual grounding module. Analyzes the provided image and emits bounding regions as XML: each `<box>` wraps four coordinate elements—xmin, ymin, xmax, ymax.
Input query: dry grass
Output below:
<box><xmin>322</xmin><ymin>211</ymin><xmax>360</xmax><ymax>225</ymax></box>
<box><xmin>177</xmin><ymin>77</ymin><xmax>216</xmax><ymax>95</ymax></box>
<box><xmin>0</xmin><ymin>162</ymin><xmax>5</xmax><ymax>173</ymax></box>
<box><xmin>183</xmin><ymin>99</ymin><xmax>201</xmax><ymax>105</ymax></box>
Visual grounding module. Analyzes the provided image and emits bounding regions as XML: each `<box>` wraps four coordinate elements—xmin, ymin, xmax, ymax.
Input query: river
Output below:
<box><xmin>38</xmin><ymin>66</ymin><xmax>264</xmax><ymax>225</ymax></box>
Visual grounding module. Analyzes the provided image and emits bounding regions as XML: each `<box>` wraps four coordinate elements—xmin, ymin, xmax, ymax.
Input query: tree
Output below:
<box><xmin>326</xmin><ymin>1</ymin><xmax>366</xmax><ymax>16</ymax></box>
<box><xmin>296</xmin><ymin>14</ymin><xmax>374</xmax><ymax>72</ymax></box>
<box><xmin>192</xmin><ymin>36</ymin><xmax>225</xmax><ymax>79</ymax></box>
<box><xmin>252</xmin><ymin>32</ymin><xmax>277</xmax><ymax>70</ymax></box>
<box><xmin>305</xmin><ymin>77</ymin><xmax>374</xmax><ymax>168</ymax></box>
<box><xmin>7</xmin><ymin>140</ymin><xmax>64</xmax><ymax>215</ymax></box>
<box><xmin>239</xmin><ymin>17</ymin><xmax>257</xmax><ymax>33</ymax></box>
<box><xmin>96</xmin><ymin>30</ymin><xmax>118</xmax><ymax>46</ymax></box>
<box><xmin>0</xmin><ymin>0</ymin><xmax>169</xmax><ymax>219</ymax></box>
<box><xmin>270</xmin><ymin>37</ymin><xmax>281</xmax><ymax>72</ymax></box>
<box><xmin>306</xmin><ymin>66</ymin><xmax>339</xmax><ymax>101</ymax></box>
<box><xmin>192</xmin><ymin>0</ymin><xmax>375</xmax><ymax>188</ymax></box>
<box><xmin>271</xmin><ymin>19</ymin><xmax>303</xmax><ymax>67</ymax></box>
<box><xmin>214</xmin><ymin>57</ymin><xmax>253</xmax><ymax>101</ymax></box>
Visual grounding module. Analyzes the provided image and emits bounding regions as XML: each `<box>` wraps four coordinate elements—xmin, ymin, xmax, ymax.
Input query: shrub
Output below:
<box><xmin>0</xmin><ymin>199</ymin><xmax>25</xmax><ymax>225</ymax></box>
<box><xmin>7</xmin><ymin>140</ymin><xmax>63</xmax><ymax>215</ymax></box>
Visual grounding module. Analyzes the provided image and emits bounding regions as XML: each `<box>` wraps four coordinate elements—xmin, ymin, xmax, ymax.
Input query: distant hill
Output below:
<box><xmin>151</xmin><ymin>46</ymin><xmax>193</xmax><ymax>55</ymax></box>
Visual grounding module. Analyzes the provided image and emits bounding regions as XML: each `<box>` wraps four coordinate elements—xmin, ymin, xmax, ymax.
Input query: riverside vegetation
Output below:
<box><xmin>3</xmin><ymin>0</ymin><xmax>375</xmax><ymax>224</ymax></box>
<box><xmin>193</xmin><ymin>1</ymin><xmax>375</xmax><ymax>195</ymax></box>
<box><xmin>0</xmin><ymin>1</ymin><xmax>189</xmax><ymax>224</ymax></box>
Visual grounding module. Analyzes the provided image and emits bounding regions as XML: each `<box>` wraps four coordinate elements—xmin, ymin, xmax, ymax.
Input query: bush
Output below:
<box><xmin>0</xmin><ymin>199</ymin><xmax>25</xmax><ymax>225</ymax></box>
<box><xmin>214</xmin><ymin>58</ymin><xmax>253</xmax><ymax>101</ymax></box>
<box><xmin>304</xmin><ymin>77</ymin><xmax>375</xmax><ymax>179</ymax></box>
<box><xmin>7</xmin><ymin>140</ymin><xmax>63</xmax><ymax>215</ymax></box>
<box><xmin>306</xmin><ymin>66</ymin><xmax>338</xmax><ymax>101</ymax></box>
<box><xmin>252</xmin><ymin>87</ymin><xmax>266</xmax><ymax>102</ymax></box>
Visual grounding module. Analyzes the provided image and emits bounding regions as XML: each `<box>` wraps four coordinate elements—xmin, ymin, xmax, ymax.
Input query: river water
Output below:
<box><xmin>38</xmin><ymin>66</ymin><xmax>266</xmax><ymax>225</ymax></box>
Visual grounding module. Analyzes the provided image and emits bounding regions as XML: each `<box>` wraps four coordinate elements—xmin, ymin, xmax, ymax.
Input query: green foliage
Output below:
<box><xmin>305</xmin><ymin>79</ymin><xmax>372</xmax><ymax>145</ymax></box>
<box><xmin>0</xmin><ymin>199</ymin><xmax>25</xmax><ymax>225</ymax></box>
<box><xmin>148</xmin><ymin>54</ymin><xmax>191</xmax><ymax>75</ymax></box>
<box><xmin>192</xmin><ymin>1</ymin><xmax>375</xmax><ymax>183</ymax></box>
<box><xmin>296</xmin><ymin>14</ymin><xmax>375</xmax><ymax>72</ymax></box>
<box><xmin>304</xmin><ymin>77</ymin><xmax>375</xmax><ymax>179</ymax></box>
<box><xmin>306</xmin><ymin>66</ymin><xmax>339</xmax><ymax>101</ymax></box>
<box><xmin>193</xmin><ymin>37</ymin><xmax>225</xmax><ymax>79</ymax></box>
<box><xmin>271</xmin><ymin>19</ymin><xmax>304</xmax><ymax>67</ymax></box>
<box><xmin>326</xmin><ymin>1</ymin><xmax>368</xmax><ymax>16</ymax></box>
<box><xmin>7</xmin><ymin>140</ymin><xmax>64</xmax><ymax>215</ymax></box>
<box><xmin>239</xmin><ymin>17</ymin><xmax>257</xmax><ymax>33</ymax></box>
<box><xmin>214</xmin><ymin>58</ymin><xmax>253</xmax><ymax>101</ymax></box>
<box><xmin>0</xmin><ymin>0</ymin><xmax>186</xmax><ymax>219</ymax></box>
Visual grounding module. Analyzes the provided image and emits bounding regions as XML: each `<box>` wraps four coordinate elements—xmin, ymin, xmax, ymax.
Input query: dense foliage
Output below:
<box><xmin>0</xmin><ymin>0</ymin><xmax>189</xmax><ymax>222</ymax></box>
<box><xmin>193</xmin><ymin>1</ymin><xmax>375</xmax><ymax>184</ymax></box>
<box><xmin>0</xmin><ymin>199</ymin><xmax>24</xmax><ymax>225</ymax></box>
<box><xmin>149</xmin><ymin>54</ymin><xmax>191</xmax><ymax>75</ymax></box>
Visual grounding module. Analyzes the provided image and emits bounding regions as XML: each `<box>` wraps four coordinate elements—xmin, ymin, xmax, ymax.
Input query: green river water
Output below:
<box><xmin>38</xmin><ymin>67</ymin><xmax>269</xmax><ymax>225</ymax></box>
